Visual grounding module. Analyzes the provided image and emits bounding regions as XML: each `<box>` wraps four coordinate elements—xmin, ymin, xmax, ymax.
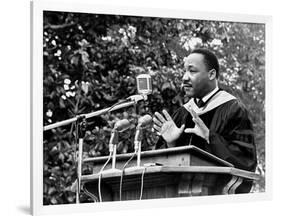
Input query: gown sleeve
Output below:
<box><xmin>209</xmin><ymin>99</ymin><xmax>257</xmax><ymax>171</ymax></box>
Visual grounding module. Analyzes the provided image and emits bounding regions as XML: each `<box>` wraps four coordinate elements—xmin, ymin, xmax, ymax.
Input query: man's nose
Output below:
<box><xmin>183</xmin><ymin>71</ymin><xmax>190</xmax><ymax>81</ymax></box>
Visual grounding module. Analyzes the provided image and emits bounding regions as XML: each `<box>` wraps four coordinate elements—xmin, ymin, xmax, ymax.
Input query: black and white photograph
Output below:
<box><xmin>29</xmin><ymin>0</ymin><xmax>275</xmax><ymax>215</ymax></box>
<box><xmin>42</xmin><ymin>10</ymin><xmax>265</xmax><ymax>204</ymax></box>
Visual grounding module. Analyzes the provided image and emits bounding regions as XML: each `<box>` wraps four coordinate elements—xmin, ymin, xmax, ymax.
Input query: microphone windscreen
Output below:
<box><xmin>114</xmin><ymin>119</ymin><xmax>131</xmax><ymax>132</ymax></box>
<box><xmin>136</xmin><ymin>74</ymin><xmax>152</xmax><ymax>95</ymax></box>
<box><xmin>138</xmin><ymin>114</ymin><xmax>152</xmax><ymax>127</ymax></box>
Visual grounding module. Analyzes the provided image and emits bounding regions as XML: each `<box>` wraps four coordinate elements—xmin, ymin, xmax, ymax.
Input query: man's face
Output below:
<box><xmin>182</xmin><ymin>53</ymin><xmax>212</xmax><ymax>98</ymax></box>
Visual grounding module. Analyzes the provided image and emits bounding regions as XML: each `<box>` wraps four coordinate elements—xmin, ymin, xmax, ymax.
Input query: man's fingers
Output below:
<box><xmin>152</xmin><ymin>127</ymin><xmax>161</xmax><ymax>136</ymax></box>
<box><xmin>162</xmin><ymin>109</ymin><xmax>173</xmax><ymax>121</ymax></box>
<box><xmin>184</xmin><ymin>128</ymin><xmax>197</xmax><ymax>134</ymax></box>
<box><xmin>154</xmin><ymin>112</ymin><xmax>166</xmax><ymax>123</ymax></box>
<box><xmin>153</xmin><ymin>124</ymin><xmax>161</xmax><ymax>133</ymax></box>
<box><xmin>152</xmin><ymin>116</ymin><xmax>162</xmax><ymax>127</ymax></box>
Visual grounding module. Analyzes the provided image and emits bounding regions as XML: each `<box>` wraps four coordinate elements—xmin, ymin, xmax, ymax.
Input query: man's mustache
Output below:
<box><xmin>181</xmin><ymin>80</ymin><xmax>192</xmax><ymax>87</ymax></box>
<box><xmin>182</xmin><ymin>81</ymin><xmax>189</xmax><ymax>84</ymax></box>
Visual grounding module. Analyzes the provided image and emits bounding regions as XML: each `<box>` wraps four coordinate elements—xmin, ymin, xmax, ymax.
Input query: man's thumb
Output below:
<box><xmin>179</xmin><ymin>124</ymin><xmax>185</xmax><ymax>132</ymax></box>
<box><xmin>184</xmin><ymin>128</ymin><xmax>196</xmax><ymax>134</ymax></box>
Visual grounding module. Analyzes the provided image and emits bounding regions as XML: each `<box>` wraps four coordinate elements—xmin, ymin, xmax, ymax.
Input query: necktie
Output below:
<box><xmin>196</xmin><ymin>98</ymin><xmax>205</xmax><ymax>108</ymax></box>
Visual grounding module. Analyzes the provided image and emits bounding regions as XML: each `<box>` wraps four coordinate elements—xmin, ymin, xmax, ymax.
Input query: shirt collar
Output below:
<box><xmin>201</xmin><ymin>86</ymin><xmax>219</xmax><ymax>103</ymax></box>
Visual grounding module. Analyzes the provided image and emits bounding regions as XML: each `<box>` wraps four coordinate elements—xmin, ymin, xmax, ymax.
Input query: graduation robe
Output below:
<box><xmin>156</xmin><ymin>90</ymin><xmax>257</xmax><ymax>193</ymax></box>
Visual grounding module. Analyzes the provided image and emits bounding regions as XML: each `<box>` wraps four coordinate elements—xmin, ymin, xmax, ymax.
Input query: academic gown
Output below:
<box><xmin>156</xmin><ymin>92</ymin><xmax>257</xmax><ymax>193</ymax></box>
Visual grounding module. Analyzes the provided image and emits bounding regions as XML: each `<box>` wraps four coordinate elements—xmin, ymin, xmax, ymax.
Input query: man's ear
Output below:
<box><xmin>208</xmin><ymin>69</ymin><xmax>216</xmax><ymax>80</ymax></box>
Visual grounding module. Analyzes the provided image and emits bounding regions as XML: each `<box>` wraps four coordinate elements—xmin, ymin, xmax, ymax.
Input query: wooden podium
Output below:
<box><xmin>81</xmin><ymin>145</ymin><xmax>259</xmax><ymax>201</ymax></box>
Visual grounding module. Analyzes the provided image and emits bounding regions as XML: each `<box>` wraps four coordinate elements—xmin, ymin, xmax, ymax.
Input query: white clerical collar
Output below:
<box><xmin>201</xmin><ymin>86</ymin><xmax>219</xmax><ymax>103</ymax></box>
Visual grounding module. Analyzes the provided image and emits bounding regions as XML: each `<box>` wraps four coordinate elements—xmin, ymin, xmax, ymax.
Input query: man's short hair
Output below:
<box><xmin>190</xmin><ymin>48</ymin><xmax>220</xmax><ymax>78</ymax></box>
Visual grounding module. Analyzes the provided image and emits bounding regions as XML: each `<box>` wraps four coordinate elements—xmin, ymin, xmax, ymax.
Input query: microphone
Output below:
<box><xmin>126</xmin><ymin>74</ymin><xmax>152</xmax><ymax>103</ymax></box>
<box><xmin>109</xmin><ymin>119</ymin><xmax>131</xmax><ymax>149</ymax></box>
<box><xmin>113</xmin><ymin>119</ymin><xmax>131</xmax><ymax>133</ymax></box>
<box><xmin>98</xmin><ymin>119</ymin><xmax>131</xmax><ymax>201</ymax></box>
<box><xmin>118</xmin><ymin>115</ymin><xmax>151</xmax><ymax>200</ymax></box>
<box><xmin>104</xmin><ymin>119</ymin><xmax>131</xmax><ymax>174</ymax></box>
<box><xmin>137</xmin><ymin>114</ymin><xmax>152</xmax><ymax>129</ymax></box>
<box><xmin>134</xmin><ymin>114</ymin><xmax>152</xmax><ymax>146</ymax></box>
<box><xmin>136</xmin><ymin>74</ymin><xmax>152</xmax><ymax>95</ymax></box>
<box><xmin>134</xmin><ymin>115</ymin><xmax>152</xmax><ymax>167</ymax></box>
<box><xmin>127</xmin><ymin>74</ymin><xmax>152</xmax><ymax>103</ymax></box>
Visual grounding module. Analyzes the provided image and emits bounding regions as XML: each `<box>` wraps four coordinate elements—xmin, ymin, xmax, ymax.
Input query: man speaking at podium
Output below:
<box><xmin>153</xmin><ymin>48</ymin><xmax>257</xmax><ymax>193</ymax></box>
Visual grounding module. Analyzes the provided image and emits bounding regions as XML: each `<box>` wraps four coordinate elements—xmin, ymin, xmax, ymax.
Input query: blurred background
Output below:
<box><xmin>43</xmin><ymin>11</ymin><xmax>265</xmax><ymax>205</ymax></box>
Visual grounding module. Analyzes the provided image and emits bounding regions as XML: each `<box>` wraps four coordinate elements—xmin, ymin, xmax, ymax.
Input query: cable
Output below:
<box><xmin>139</xmin><ymin>167</ymin><xmax>146</xmax><ymax>200</ymax></box>
<box><xmin>97</xmin><ymin>152</ymin><xmax>113</xmax><ymax>202</ymax></box>
<box><xmin>81</xmin><ymin>184</ymin><xmax>99</xmax><ymax>202</ymax></box>
<box><xmin>105</xmin><ymin>99</ymin><xmax>130</xmax><ymax>114</ymax></box>
<box><xmin>119</xmin><ymin>151</ymin><xmax>137</xmax><ymax>201</ymax></box>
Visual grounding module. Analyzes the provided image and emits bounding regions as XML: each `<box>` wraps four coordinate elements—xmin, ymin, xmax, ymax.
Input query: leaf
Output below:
<box><xmin>59</xmin><ymin>98</ymin><xmax>66</xmax><ymax>108</ymax></box>
<box><xmin>48</xmin><ymin>187</ymin><xmax>57</xmax><ymax>195</ymax></box>
<box><xmin>70</xmin><ymin>55</ymin><xmax>79</xmax><ymax>66</ymax></box>
<box><xmin>50</xmin><ymin>197</ymin><xmax>58</xmax><ymax>204</ymax></box>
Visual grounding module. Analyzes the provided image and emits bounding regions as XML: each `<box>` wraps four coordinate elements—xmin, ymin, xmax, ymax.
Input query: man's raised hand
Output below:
<box><xmin>184</xmin><ymin>105</ymin><xmax>210</xmax><ymax>143</ymax></box>
<box><xmin>152</xmin><ymin>110</ymin><xmax>185</xmax><ymax>146</ymax></box>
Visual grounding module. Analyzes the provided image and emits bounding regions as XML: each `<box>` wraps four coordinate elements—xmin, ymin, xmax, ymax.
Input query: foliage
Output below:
<box><xmin>43</xmin><ymin>11</ymin><xmax>265</xmax><ymax>204</ymax></box>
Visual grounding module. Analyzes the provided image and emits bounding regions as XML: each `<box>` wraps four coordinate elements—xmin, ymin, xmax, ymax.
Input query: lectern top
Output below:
<box><xmin>83</xmin><ymin>145</ymin><xmax>233</xmax><ymax>167</ymax></box>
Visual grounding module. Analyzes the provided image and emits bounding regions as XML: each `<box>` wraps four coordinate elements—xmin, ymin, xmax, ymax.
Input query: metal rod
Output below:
<box><xmin>137</xmin><ymin>141</ymin><xmax>141</xmax><ymax>167</ymax></box>
<box><xmin>112</xmin><ymin>145</ymin><xmax>117</xmax><ymax>169</ymax></box>
<box><xmin>44</xmin><ymin>101</ymin><xmax>135</xmax><ymax>131</ymax></box>
<box><xmin>76</xmin><ymin>138</ymin><xmax>84</xmax><ymax>204</ymax></box>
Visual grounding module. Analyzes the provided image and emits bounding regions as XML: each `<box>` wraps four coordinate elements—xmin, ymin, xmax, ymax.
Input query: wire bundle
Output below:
<box><xmin>119</xmin><ymin>151</ymin><xmax>137</xmax><ymax>201</ymax></box>
<box><xmin>97</xmin><ymin>152</ymin><xmax>113</xmax><ymax>202</ymax></box>
<box><xmin>118</xmin><ymin>152</ymin><xmax>147</xmax><ymax>201</ymax></box>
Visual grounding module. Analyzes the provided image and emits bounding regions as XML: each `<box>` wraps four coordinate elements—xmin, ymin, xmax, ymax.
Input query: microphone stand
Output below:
<box><xmin>76</xmin><ymin>115</ymin><xmax>87</xmax><ymax>204</ymax></box>
<box><xmin>100</xmin><ymin>128</ymin><xmax>122</xmax><ymax>174</ymax></box>
<box><xmin>44</xmin><ymin>100</ymin><xmax>137</xmax><ymax>131</ymax></box>
<box><xmin>126</xmin><ymin>114</ymin><xmax>152</xmax><ymax>171</ymax></box>
<box><xmin>124</xmin><ymin>125</ymin><xmax>144</xmax><ymax>172</ymax></box>
<box><xmin>134</xmin><ymin>125</ymin><xmax>142</xmax><ymax>168</ymax></box>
